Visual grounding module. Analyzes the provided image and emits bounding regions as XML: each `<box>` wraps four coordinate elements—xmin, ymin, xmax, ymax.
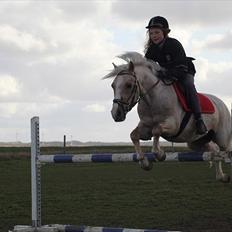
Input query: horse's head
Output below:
<box><xmin>103</xmin><ymin>51</ymin><xmax>160</xmax><ymax>122</ymax></box>
<box><xmin>111</xmin><ymin>61</ymin><xmax>140</xmax><ymax>122</ymax></box>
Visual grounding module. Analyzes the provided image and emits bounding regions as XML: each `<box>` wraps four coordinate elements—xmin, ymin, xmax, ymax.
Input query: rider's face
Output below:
<box><xmin>149</xmin><ymin>28</ymin><xmax>165</xmax><ymax>44</ymax></box>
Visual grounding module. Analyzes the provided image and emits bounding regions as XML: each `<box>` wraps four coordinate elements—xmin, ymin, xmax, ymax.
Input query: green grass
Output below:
<box><xmin>0</xmin><ymin>145</ymin><xmax>190</xmax><ymax>155</ymax></box>
<box><xmin>1</xmin><ymin>147</ymin><xmax>232</xmax><ymax>232</ymax></box>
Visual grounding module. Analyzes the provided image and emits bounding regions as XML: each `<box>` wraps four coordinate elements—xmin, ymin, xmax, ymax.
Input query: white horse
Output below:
<box><xmin>104</xmin><ymin>52</ymin><xmax>231</xmax><ymax>182</ymax></box>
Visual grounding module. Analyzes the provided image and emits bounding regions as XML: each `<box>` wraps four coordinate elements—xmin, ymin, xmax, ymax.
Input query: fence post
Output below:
<box><xmin>63</xmin><ymin>135</ymin><xmax>66</xmax><ymax>154</ymax></box>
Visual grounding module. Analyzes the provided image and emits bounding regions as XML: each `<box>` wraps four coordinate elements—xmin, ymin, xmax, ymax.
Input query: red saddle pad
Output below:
<box><xmin>173</xmin><ymin>83</ymin><xmax>215</xmax><ymax>114</ymax></box>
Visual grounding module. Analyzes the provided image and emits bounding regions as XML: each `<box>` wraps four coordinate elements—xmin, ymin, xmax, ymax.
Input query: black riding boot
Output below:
<box><xmin>180</xmin><ymin>74</ymin><xmax>208</xmax><ymax>135</ymax></box>
<box><xmin>195</xmin><ymin>117</ymin><xmax>208</xmax><ymax>135</ymax></box>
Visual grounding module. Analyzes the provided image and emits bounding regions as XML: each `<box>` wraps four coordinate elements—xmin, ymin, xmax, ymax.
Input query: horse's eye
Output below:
<box><xmin>126</xmin><ymin>83</ymin><xmax>132</xmax><ymax>89</ymax></box>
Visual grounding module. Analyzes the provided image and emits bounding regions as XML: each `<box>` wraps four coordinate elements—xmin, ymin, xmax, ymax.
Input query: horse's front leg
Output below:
<box><xmin>130</xmin><ymin>126</ymin><xmax>143</xmax><ymax>159</ymax></box>
<box><xmin>130</xmin><ymin>126</ymin><xmax>153</xmax><ymax>170</ymax></box>
<box><xmin>152</xmin><ymin>125</ymin><xmax>166</xmax><ymax>161</ymax></box>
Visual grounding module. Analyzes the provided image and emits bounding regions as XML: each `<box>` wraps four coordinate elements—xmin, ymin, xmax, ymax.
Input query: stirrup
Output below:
<box><xmin>196</xmin><ymin>119</ymin><xmax>207</xmax><ymax>135</ymax></box>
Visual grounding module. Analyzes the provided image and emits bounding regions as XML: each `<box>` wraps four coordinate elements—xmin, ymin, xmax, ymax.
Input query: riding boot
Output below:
<box><xmin>179</xmin><ymin>74</ymin><xmax>208</xmax><ymax>135</ymax></box>
<box><xmin>195</xmin><ymin>117</ymin><xmax>208</xmax><ymax>135</ymax></box>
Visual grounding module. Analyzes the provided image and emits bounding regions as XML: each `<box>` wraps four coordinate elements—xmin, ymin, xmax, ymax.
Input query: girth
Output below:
<box><xmin>163</xmin><ymin>112</ymin><xmax>192</xmax><ymax>140</ymax></box>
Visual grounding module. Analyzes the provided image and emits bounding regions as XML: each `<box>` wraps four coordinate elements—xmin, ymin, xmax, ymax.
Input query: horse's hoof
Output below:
<box><xmin>156</xmin><ymin>152</ymin><xmax>166</xmax><ymax>161</ymax></box>
<box><xmin>218</xmin><ymin>174</ymin><xmax>230</xmax><ymax>183</ymax></box>
<box><xmin>139</xmin><ymin>157</ymin><xmax>153</xmax><ymax>171</ymax></box>
<box><xmin>221</xmin><ymin>174</ymin><xmax>230</xmax><ymax>183</ymax></box>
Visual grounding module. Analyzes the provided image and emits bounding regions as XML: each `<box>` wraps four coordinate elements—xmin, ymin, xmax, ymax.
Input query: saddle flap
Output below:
<box><xmin>173</xmin><ymin>83</ymin><xmax>215</xmax><ymax>114</ymax></box>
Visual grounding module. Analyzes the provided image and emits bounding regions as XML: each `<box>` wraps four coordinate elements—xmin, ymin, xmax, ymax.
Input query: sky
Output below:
<box><xmin>0</xmin><ymin>0</ymin><xmax>232</xmax><ymax>143</ymax></box>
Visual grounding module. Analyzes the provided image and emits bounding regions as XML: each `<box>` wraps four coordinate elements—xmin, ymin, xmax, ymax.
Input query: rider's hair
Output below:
<box><xmin>144</xmin><ymin>29</ymin><xmax>170</xmax><ymax>53</ymax></box>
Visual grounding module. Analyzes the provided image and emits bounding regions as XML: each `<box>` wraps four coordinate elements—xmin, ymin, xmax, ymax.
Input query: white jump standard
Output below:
<box><xmin>11</xmin><ymin>116</ymin><xmax>231</xmax><ymax>232</ymax></box>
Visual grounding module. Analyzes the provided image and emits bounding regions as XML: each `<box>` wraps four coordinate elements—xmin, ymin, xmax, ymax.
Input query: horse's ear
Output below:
<box><xmin>128</xmin><ymin>61</ymin><xmax>134</xmax><ymax>72</ymax></box>
<box><xmin>112</xmin><ymin>62</ymin><xmax>117</xmax><ymax>69</ymax></box>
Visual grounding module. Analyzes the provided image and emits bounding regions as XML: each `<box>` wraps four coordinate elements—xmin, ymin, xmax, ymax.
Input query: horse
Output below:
<box><xmin>103</xmin><ymin>51</ymin><xmax>231</xmax><ymax>182</ymax></box>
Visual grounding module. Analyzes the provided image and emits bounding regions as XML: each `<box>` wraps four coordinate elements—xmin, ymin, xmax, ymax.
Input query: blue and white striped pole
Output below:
<box><xmin>57</xmin><ymin>225</ymin><xmax>180</xmax><ymax>232</ymax></box>
<box><xmin>38</xmin><ymin>151</ymin><xmax>215</xmax><ymax>163</ymax></box>
<box><xmin>12</xmin><ymin>224</ymin><xmax>180</xmax><ymax>232</ymax></box>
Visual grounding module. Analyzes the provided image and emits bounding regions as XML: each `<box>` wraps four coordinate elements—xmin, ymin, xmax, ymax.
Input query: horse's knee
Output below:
<box><xmin>130</xmin><ymin>127</ymin><xmax>139</xmax><ymax>141</ymax></box>
<box><xmin>131</xmin><ymin>126</ymin><xmax>152</xmax><ymax>141</ymax></box>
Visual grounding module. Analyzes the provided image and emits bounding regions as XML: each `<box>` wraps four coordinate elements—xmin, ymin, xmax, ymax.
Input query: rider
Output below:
<box><xmin>144</xmin><ymin>16</ymin><xmax>207</xmax><ymax>135</ymax></box>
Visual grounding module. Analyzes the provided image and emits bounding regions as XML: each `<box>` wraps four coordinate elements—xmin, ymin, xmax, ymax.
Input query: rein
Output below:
<box><xmin>140</xmin><ymin>78</ymin><xmax>160</xmax><ymax>100</ymax></box>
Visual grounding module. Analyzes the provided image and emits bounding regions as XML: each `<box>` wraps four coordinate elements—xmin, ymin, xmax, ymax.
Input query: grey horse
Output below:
<box><xmin>104</xmin><ymin>52</ymin><xmax>231</xmax><ymax>182</ymax></box>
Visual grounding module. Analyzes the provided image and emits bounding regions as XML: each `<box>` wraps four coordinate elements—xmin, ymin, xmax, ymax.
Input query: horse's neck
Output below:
<box><xmin>140</xmin><ymin>73</ymin><xmax>172</xmax><ymax>98</ymax></box>
<box><xmin>139</xmin><ymin>72</ymin><xmax>178</xmax><ymax>112</ymax></box>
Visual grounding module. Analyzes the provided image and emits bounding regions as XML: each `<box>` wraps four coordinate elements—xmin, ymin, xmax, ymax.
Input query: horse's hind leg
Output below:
<box><xmin>189</xmin><ymin>140</ymin><xmax>230</xmax><ymax>182</ymax></box>
<box><xmin>205</xmin><ymin>142</ymin><xmax>230</xmax><ymax>182</ymax></box>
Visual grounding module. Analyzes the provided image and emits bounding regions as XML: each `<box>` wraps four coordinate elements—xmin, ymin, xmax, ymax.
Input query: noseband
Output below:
<box><xmin>113</xmin><ymin>70</ymin><xmax>160</xmax><ymax>114</ymax></box>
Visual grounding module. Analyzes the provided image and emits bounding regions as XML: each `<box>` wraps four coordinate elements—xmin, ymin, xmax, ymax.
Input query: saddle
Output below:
<box><xmin>173</xmin><ymin>82</ymin><xmax>215</xmax><ymax>114</ymax></box>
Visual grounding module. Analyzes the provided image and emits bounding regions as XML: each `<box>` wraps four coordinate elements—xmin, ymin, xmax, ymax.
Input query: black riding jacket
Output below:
<box><xmin>145</xmin><ymin>37</ymin><xmax>196</xmax><ymax>79</ymax></box>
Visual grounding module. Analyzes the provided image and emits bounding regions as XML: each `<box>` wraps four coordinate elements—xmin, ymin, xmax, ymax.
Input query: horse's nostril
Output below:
<box><xmin>117</xmin><ymin>110</ymin><xmax>121</xmax><ymax>118</ymax></box>
<box><xmin>115</xmin><ymin>111</ymin><xmax>122</xmax><ymax>121</ymax></box>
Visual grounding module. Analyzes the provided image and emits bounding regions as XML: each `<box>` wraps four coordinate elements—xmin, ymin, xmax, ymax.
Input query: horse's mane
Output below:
<box><xmin>103</xmin><ymin>51</ymin><xmax>161</xmax><ymax>79</ymax></box>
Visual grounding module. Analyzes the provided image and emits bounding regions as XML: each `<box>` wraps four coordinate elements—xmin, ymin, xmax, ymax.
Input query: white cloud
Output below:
<box><xmin>0</xmin><ymin>24</ymin><xmax>47</xmax><ymax>52</ymax></box>
<box><xmin>196</xmin><ymin>60</ymin><xmax>232</xmax><ymax>97</ymax></box>
<box><xmin>194</xmin><ymin>58</ymin><xmax>209</xmax><ymax>82</ymax></box>
<box><xmin>208</xmin><ymin>61</ymin><xmax>232</xmax><ymax>74</ymax></box>
<box><xmin>112</xmin><ymin>0</ymin><xmax>232</xmax><ymax>28</ymax></box>
<box><xmin>0</xmin><ymin>74</ymin><xmax>21</xmax><ymax>97</ymax></box>
<box><xmin>192</xmin><ymin>31</ymin><xmax>232</xmax><ymax>54</ymax></box>
<box><xmin>83</xmin><ymin>103</ymin><xmax>106</xmax><ymax>113</ymax></box>
<box><xmin>0</xmin><ymin>101</ymin><xmax>70</xmax><ymax>120</ymax></box>
<box><xmin>0</xmin><ymin>103</ymin><xmax>18</xmax><ymax>118</ymax></box>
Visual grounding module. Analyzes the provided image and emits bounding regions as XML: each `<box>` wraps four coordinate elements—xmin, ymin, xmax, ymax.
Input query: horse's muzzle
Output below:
<box><xmin>111</xmin><ymin>103</ymin><xmax>126</xmax><ymax>122</ymax></box>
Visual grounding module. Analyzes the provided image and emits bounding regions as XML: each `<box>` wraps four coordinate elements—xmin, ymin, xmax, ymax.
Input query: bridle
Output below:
<box><xmin>113</xmin><ymin>70</ymin><xmax>140</xmax><ymax>113</ymax></box>
<box><xmin>113</xmin><ymin>70</ymin><xmax>160</xmax><ymax>114</ymax></box>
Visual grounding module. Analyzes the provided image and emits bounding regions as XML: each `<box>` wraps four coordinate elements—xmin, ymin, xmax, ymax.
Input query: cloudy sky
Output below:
<box><xmin>0</xmin><ymin>0</ymin><xmax>232</xmax><ymax>143</ymax></box>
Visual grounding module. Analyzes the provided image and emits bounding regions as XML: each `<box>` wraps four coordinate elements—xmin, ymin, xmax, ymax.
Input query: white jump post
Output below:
<box><xmin>31</xmin><ymin>116</ymin><xmax>41</xmax><ymax>229</ymax></box>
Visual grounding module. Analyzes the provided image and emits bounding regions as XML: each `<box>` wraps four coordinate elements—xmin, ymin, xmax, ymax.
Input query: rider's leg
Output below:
<box><xmin>179</xmin><ymin>74</ymin><xmax>207</xmax><ymax>135</ymax></box>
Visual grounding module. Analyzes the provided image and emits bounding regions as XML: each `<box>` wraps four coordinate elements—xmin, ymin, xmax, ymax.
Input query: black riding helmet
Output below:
<box><xmin>146</xmin><ymin>16</ymin><xmax>170</xmax><ymax>32</ymax></box>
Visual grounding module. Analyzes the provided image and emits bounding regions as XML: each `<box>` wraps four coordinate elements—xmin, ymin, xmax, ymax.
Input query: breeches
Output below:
<box><xmin>178</xmin><ymin>74</ymin><xmax>201</xmax><ymax>118</ymax></box>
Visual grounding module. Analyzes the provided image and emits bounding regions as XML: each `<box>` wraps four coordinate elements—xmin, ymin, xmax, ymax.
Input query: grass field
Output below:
<box><xmin>1</xmin><ymin>146</ymin><xmax>232</xmax><ymax>232</ymax></box>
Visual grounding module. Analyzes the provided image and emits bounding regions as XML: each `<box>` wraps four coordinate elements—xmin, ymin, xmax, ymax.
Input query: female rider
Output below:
<box><xmin>144</xmin><ymin>16</ymin><xmax>207</xmax><ymax>135</ymax></box>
